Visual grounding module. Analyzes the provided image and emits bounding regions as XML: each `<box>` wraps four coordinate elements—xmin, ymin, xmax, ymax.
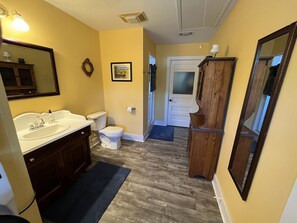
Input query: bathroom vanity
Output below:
<box><xmin>14</xmin><ymin>110</ymin><xmax>93</xmax><ymax>209</ymax></box>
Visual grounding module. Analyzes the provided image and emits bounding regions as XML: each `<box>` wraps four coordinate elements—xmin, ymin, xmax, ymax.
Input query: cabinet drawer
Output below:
<box><xmin>24</xmin><ymin>136</ymin><xmax>70</xmax><ymax>168</ymax></box>
<box><xmin>24</xmin><ymin>126</ymin><xmax>91</xmax><ymax>168</ymax></box>
<box><xmin>70</xmin><ymin>126</ymin><xmax>91</xmax><ymax>140</ymax></box>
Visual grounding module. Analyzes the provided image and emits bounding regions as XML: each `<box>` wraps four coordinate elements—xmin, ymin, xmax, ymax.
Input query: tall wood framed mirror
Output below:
<box><xmin>228</xmin><ymin>21</ymin><xmax>297</xmax><ymax>200</ymax></box>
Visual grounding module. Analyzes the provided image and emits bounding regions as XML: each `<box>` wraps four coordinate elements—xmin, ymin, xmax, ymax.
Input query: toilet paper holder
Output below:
<box><xmin>126</xmin><ymin>106</ymin><xmax>136</xmax><ymax>112</ymax></box>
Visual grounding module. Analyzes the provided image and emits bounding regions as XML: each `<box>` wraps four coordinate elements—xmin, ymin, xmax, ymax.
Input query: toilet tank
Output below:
<box><xmin>87</xmin><ymin>111</ymin><xmax>107</xmax><ymax>131</ymax></box>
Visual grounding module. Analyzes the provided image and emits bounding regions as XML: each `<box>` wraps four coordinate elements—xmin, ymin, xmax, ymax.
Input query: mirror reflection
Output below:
<box><xmin>0</xmin><ymin>39</ymin><xmax>60</xmax><ymax>100</ymax></box>
<box><xmin>228</xmin><ymin>22</ymin><xmax>297</xmax><ymax>200</ymax></box>
<box><xmin>234</xmin><ymin>34</ymin><xmax>288</xmax><ymax>188</ymax></box>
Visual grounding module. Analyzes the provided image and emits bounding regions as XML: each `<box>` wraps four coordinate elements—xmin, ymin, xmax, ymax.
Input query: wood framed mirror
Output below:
<box><xmin>0</xmin><ymin>39</ymin><xmax>60</xmax><ymax>100</ymax></box>
<box><xmin>228</xmin><ymin>21</ymin><xmax>297</xmax><ymax>200</ymax></box>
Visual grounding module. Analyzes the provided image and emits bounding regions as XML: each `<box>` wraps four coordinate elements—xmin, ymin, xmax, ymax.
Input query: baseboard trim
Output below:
<box><xmin>212</xmin><ymin>174</ymin><xmax>232</xmax><ymax>223</ymax></box>
<box><xmin>143</xmin><ymin>123</ymin><xmax>154</xmax><ymax>141</ymax></box>
<box><xmin>154</xmin><ymin>120</ymin><xmax>166</xmax><ymax>126</ymax></box>
<box><xmin>122</xmin><ymin>133</ymin><xmax>144</xmax><ymax>142</ymax></box>
<box><xmin>90</xmin><ymin>141</ymin><xmax>100</xmax><ymax>148</ymax></box>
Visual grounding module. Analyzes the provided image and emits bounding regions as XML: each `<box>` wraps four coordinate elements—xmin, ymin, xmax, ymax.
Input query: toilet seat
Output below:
<box><xmin>99</xmin><ymin>126</ymin><xmax>123</xmax><ymax>138</ymax></box>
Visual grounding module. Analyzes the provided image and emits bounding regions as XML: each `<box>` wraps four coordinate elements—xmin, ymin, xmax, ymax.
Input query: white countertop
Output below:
<box><xmin>13</xmin><ymin>110</ymin><xmax>93</xmax><ymax>155</ymax></box>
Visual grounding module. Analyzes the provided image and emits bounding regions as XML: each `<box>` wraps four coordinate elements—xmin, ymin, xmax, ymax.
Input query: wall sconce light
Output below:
<box><xmin>12</xmin><ymin>11</ymin><xmax>29</xmax><ymax>32</ymax></box>
<box><xmin>210</xmin><ymin>44</ymin><xmax>219</xmax><ymax>57</ymax></box>
<box><xmin>0</xmin><ymin>4</ymin><xmax>30</xmax><ymax>32</ymax></box>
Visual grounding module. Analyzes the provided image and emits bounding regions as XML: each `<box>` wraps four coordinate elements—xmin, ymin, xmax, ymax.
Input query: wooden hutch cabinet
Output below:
<box><xmin>187</xmin><ymin>57</ymin><xmax>236</xmax><ymax>180</ymax></box>
<box><xmin>0</xmin><ymin>61</ymin><xmax>36</xmax><ymax>96</ymax></box>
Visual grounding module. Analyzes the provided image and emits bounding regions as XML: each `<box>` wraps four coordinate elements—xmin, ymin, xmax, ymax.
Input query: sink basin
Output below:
<box><xmin>19</xmin><ymin>123</ymin><xmax>70</xmax><ymax>140</ymax></box>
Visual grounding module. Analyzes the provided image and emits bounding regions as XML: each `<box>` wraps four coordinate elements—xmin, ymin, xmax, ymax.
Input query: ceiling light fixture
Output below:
<box><xmin>0</xmin><ymin>4</ymin><xmax>30</xmax><ymax>32</ymax></box>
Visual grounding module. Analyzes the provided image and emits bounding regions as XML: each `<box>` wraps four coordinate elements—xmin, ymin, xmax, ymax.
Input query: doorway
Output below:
<box><xmin>148</xmin><ymin>55</ymin><xmax>155</xmax><ymax>127</ymax></box>
<box><xmin>165</xmin><ymin>56</ymin><xmax>204</xmax><ymax>127</ymax></box>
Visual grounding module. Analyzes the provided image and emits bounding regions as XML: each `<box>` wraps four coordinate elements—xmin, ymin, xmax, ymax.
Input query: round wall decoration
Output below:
<box><xmin>82</xmin><ymin>58</ymin><xmax>94</xmax><ymax>77</ymax></box>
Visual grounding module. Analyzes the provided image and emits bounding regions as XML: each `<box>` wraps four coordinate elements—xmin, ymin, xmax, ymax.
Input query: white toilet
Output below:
<box><xmin>87</xmin><ymin>111</ymin><xmax>124</xmax><ymax>149</ymax></box>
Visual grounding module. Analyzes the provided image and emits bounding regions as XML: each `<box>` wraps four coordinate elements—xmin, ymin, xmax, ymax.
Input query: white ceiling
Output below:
<box><xmin>45</xmin><ymin>0</ymin><xmax>237</xmax><ymax>44</ymax></box>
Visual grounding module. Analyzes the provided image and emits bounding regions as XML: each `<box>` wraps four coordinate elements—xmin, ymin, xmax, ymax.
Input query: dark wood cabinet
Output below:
<box><xmin>63</xmin><ymin>129</ymin><xmax>91</xmax><ymax>182</ymax></box>
<box><xmin>0</xmin><ymin>61</ymin><xmax>36</xmax><ymax>95</ymax></box>
<box><xmin>187</xmin><ymin>57</ymin><xmax>236</xmax><ymax>180</ymax></box>
<box><xmin>24</xmin><ymin>126</ymin><xmax>91</xmax><ymax>209</ymax></box>
<box><xmin>26</xmin><ymin>152</ymin><xmax>66</xmax><ymax>208</ymax></box>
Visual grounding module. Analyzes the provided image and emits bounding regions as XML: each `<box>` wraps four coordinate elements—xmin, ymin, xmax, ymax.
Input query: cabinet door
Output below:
<box><xmin>26</xmin><ymin>152</ymin><xmax>66</xmax><ymax>209</ymax></box>
<box><xmin>63</xmin><ymin>126</ymin><xmax>91</xmax><ymax>183</ymax></box>
<box><xmin>0</xmin><ymin>67</ymin><xmax>18</xmax><ymax>87</ymax></box>
<box><xmin>188</xmin><ymin>130</ymin><xmax>222</xmax><ymax>180</ymax></box>
<box><xmin>231</xmin><ymin>134</ymin><xmax>255</xmax><ymax>187</ymax></box>
<box><xmin>18</xmin><ymin>68</ymin><xmax>35</xmax><ymax>87</ymax></box>
<box><xmin>63</xmin><ymin>134</ymin><xmax>91</xmax><ymax>183</ymax></box>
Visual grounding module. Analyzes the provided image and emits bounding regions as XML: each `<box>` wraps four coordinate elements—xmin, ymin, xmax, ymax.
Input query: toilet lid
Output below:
<box><xmin>100</xmin><ymin>126</ymin><xmax>123</xmax><ymax>137</ymax></box>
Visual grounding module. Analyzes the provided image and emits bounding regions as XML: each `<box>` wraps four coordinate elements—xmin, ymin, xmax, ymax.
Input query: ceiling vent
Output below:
<box><xmin>119</xmin><ymin>12</ymin><xmax>148</xmax><ymax>24</ymax></box>
<box><xmin>179</xmin><ymin>32</ymin><xmax>193</xmax><ymax>36</ymax></box>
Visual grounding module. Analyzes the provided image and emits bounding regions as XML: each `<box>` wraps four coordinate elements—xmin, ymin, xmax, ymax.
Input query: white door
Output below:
<box><xmin>167</xmin><ymin>58</ymin><xmax>203</xmax><ymax>127</ymax></box>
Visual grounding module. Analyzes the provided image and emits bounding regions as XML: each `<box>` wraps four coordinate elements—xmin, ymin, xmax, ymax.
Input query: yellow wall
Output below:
<box><xmin>99</xmin><ymin>28</ymin><xmax>144</xmax><ymax>135</ymax></box>
<box><xmin>1</xmin><ymin>0</ymin><xmax>104</xmax><ymax>117</ymax></box>
<box><xmin>155</xmin><ymin>43</ymin><xmax>209</xmax><ymax>122</ymax></box>
<box><xmin>143</xmin><ymin>31</ymin><xmax>156</xmax><ymax>133</ymax></box>
<box><xmin>211</xmin><ymin>0</ymin><xmax>297</xmax><ymax>222</ymax></box>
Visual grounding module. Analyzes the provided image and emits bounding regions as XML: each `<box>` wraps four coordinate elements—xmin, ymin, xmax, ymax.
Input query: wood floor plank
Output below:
<box><xmin>120</xmin><ymin>181</ymin><xmax>197</xmax><ymax>210</ymax></box>
<box><xmin>91</xmin><ymin>127</ymin><xmax>223</xmax><ymax>223</ymax></box>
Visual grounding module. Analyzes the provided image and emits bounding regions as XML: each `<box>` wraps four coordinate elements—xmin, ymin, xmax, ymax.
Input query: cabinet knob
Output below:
<box><xmin>29</xmin><ymin>158</ymin><xmax>35</xmax><ymax>162</ymax></box>
<box><xmin>212</xmin><ymin>135</ymin><xmax>216</xmax><ymax>144</ymax></box>
<box><xmin>81</xmin><ymin>131</ymin><xmax>85</xmax><ymax>135</ymax></box>
<box><xmin>169</xmin><ymin>99</ymin><xmax>172</xmax><ymax>102</ymax></box>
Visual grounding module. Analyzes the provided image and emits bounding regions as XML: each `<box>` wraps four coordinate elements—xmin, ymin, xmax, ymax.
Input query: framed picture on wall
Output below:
<box><xmin>111</xmin><ymin>62</ymin><xmax>132</xmax><ymax>82</ymax></box>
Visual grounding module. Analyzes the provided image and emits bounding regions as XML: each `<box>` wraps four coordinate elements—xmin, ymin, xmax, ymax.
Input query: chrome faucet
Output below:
<box><xmin>29</xmin><ymin>115</ymin><xmax>45</xmax><ymax>130</ymax></box>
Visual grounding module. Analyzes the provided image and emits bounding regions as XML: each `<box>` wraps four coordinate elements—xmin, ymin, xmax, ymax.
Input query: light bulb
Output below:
<box><xmin>210</xmin><ymin>44</ymin><xmax>219</xmax><ymax>57</ymax></box>
<box><xmin>13</xmin><ymin>14</ymin><xmax>29</xmax><ymax>32</ymax></box>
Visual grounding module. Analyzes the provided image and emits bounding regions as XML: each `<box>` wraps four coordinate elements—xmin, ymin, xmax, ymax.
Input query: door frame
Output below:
<box><xmin>148</xmin><ymin>54</ymin><xmax>155</xmax><ymax>127</ymax></box>
<box><xmin>164</xmin><ymin>56</ymin><xmax>205</xmax><ymax>126</ymax></box>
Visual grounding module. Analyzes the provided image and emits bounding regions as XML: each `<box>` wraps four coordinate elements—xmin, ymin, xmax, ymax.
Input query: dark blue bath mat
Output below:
<box><xmin>148</xmin><ymin>125</ymin><xmax>174</xmax><ymax>141</ymax></box>
<box><xmin>41</xmin><ymin>162</ymin><xmax>131</xmax><ymax>223</ymax></box>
